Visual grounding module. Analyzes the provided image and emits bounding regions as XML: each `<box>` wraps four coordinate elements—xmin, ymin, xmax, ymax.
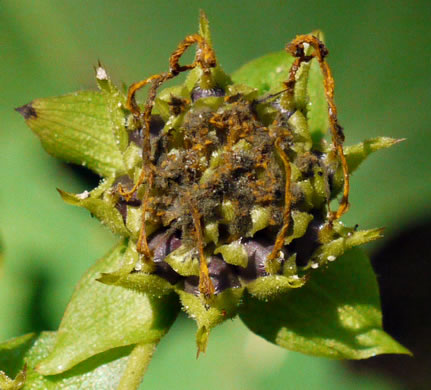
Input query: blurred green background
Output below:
<box><xmin>1</xmin><ymin>1</ymin><xmax>430</xmax><ymax>389</ymax></box>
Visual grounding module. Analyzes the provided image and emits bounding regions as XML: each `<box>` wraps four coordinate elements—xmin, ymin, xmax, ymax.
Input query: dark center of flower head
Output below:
<box><xmin>111</xmin><ymin>33</ymin><xmax>350</xmax><ymax>298</ymax></box>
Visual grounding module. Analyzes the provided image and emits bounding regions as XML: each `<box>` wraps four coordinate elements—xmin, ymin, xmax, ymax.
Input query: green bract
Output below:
<box><xmin>10</xmin><ymin>11</ymin><xmax>408</xmax><ymax>390</ymax></box>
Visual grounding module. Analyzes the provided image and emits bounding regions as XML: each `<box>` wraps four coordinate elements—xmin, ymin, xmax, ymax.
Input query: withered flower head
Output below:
<box><xmin>17</xmin><ymin>11</ymin><xmax>407</xmax><ymax>368</ymax></box>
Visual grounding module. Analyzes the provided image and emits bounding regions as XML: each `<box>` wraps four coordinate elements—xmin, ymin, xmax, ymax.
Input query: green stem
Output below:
<box><xmin>117</xmin><ymin>342</ymin><xmax>157</xmax><ymax>390</ymax></box>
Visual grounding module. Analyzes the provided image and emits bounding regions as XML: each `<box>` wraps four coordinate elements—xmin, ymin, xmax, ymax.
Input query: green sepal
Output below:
<box><xmin>0</xmin><ymin>333</ymin><xmax>35</xmax><ymax>388</ymax></box>
<box><xmin>226</xmin><ymin>84</ymin><xmax>259</xmax><ymax>101</ymax></box>
<box><xmin>307</xmin><ymin>226</ymin><xmax>384</xmax><ymax>270</ymax></box>
<box><xmin>345</xmin><ymin>137</ymin><xmax>405</xmax><ymax>173</ymax></box>
<box><xmin>239</xmin><ymin>248</ymin><xmax>411</xmax><ymax>359</ymax></box>
<box><xmin>36</xmin><ymin>241</ymin><xmax>180</xmax><ymax>375</ymax></box>
<box><xmin>98</xmin><ymin>272</ymin><xmax>175</xmax><ymax>297</ymax></box>
<box><xmin>214</xmin><ymin>240</ymin><xmax>248</xmax><ymax>268</ymax></box>
<box><xmin>95</xmin><ymin>63</ymin><xmax>129</xmax><ymax>153</ymax></box>
<box><xmin>198</xmin><ymin>10</ymin><xmax>212</xmax><ymax>46</ymax></box>
<box><xmin>295</xmin><ymin>179</ymin><xmax>314</xmax><ymax>210</ymax></box>
<box><xmin>96</xmin><ymin>239</ymin><xmax>174</xmax><ymax>295</ymax></box>
<box><xmin>200</xmin><ymin>149</ymin><xmax>223</xmax><ymax>185</ymax></box>
<box><xmin>279</xmin><ymin>33</ymin><xmax>317</xmax><ymax>113</ymax></box>
<box><xmin>98</xmin><ymin>238</ymin><xmax>140</xmax><ymax>278</ymax></box>
<box><xmin>0</xmin><ymin>333</ymin><xmax>31</xmax><ymax>390</ymax></box>
<box><xmin>0</xmin><ymin>368</ymin><xmax>25</xmax><ymax>390</ymax></box>
<box><xmin>305</xmin><ymin>30</ymin><xmax>329</xmax><ymax>144</ymax></box>
<box><xmin>310</xmin><ymin>164</ymin><xmax>328</xmax><ymax>208</ymax></box>
<box><xmin>247</xmin><ymin>206</ymin><xmax>271</xmax><ymax>237</ymax></box>
<box><xmin>204</xmin><ymin>221</ymin><xmax>219</xmax><ymax>245</ymax></box>
<box><xmin>123</xmin><ymin>141</ymin><xmax>143</xmax><ymax>173</ymax></box>
<box><xmin>124</xmin><ymin>205</ymin><xmax>160</xmax><ymax>241</ymax></box>
<box><xmin>245</xmin><ymin>274</ymin><xmax>307</xmax><ymax>300</ymax></box>
<box><xmin>16</xmin><ymin>91</ymin><xmax>125</xmax><ymax>177</ymax></box>
<box><xmin>0</xmin><ymin>332</ymin><xmax>135</xmax><ymax>389</ymax></box>
<box><xmin>58</xmin><ymin>176</ymin><xmax>128</xmax><ymax>236</ymax></box>
<box><xmin>164</xmin><ymin>245</ymin><xmax>200</xmax><ymax>277</ymax></box>
<box><xmin>285</xmin><ymin>211</ymin><xmax>314</xmax><ymax>245</ymax></box>
<box><xmin>288</xmin><ymin>110</ymin><xmax>312</xmax><ymax>153</ymax></box>
<box><xmin>176</xmin><ymin>287</ymin><xmax>244</xmax><ymax>354</ymax></box>
<box><xmin>324</xmin><ymin>137</ymin><xmax>404</xmax><ymax>197</ymax></box>
<box><xmin>220</xmin><ymin>200</ymin><xmax>235</xmax><ymax>224</ymax></box>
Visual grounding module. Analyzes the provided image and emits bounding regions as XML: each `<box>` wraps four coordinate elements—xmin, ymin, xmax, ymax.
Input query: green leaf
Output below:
<box><xmin>36</xmin><ymin>241</ymin><xmax>180</xmax><ymax>375</ymax></box>
<box><xmin>0</xmin><ymin>332</ymin><xmax>135</xmax><ymax>389</ymax></box>
<box><xmin>239</xmin><ymin>248</ymin><xmax>411</xmax><ymax>359</ymax></box>
<box><xmin>232</xmin><ymin>50</ymin><xmax>294</xmax><ymax>94</ymax></box>
<box><xmin>95</xmin><ymin>64</ymin><xmax>129</xmax><ymax>153</ymax></box>
<box><xmin>0</xmin><ymin>235</ymin><xmax>4</xmax><ymax>278</ymax></box>
<box><xmin>16</xmin><ymin>91</ymin><xmax>125</xmax><ymax>177</ymax></box>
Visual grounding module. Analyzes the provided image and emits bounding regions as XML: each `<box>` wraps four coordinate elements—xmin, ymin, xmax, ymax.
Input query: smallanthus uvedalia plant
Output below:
<box><xmin>3</xmin><ymin>11</ymin><xmax>409</xmax><ymax>390</ymax></box>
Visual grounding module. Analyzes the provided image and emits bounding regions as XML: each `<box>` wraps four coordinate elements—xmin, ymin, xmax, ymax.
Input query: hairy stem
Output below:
<box><xmin>117</xmin><ymin>342</ymin><xmax>157</xmax><ymax>390</ymax></box>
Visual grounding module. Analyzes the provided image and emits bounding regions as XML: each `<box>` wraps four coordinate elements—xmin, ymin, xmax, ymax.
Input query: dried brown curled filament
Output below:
<box><xmin>266</xmin><ymin>137</ymin><xmax>292</xmax><ymax>274</ymax></box>
<box><xmin>121</xmin><ymin>34</ymin><xmax>216</xmax><ymax>199</ymax></box>
<box><xmin>285</xmin><ymin>34</ymin><xmax>350</xmax><ymax>221</ymax></box>
<box><xmin>189</xmin><ymin>196</ymin><xmax>215</xmax><ymax>299</ymax></box>
<box><xmin>136</xmin><ymin>171</ymin><xmax>154</xmax><ymax>261</ymax></box>
<box><xmin>169</xmin><ymin>33</ymin><xmax>217</xmax><ymax>75</ymax></box>
<box><xmin>126</xmin><ymin>34</ymin><xmax>216</xmax><ymax>118</ymax></box>
<box><xmin>122</xmin><ymin>34</ymin><xmax>216</xmax><ymax>260</ymax></box>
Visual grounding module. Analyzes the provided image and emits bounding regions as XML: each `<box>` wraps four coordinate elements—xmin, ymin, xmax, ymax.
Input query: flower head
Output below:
<box><xmin>15</xmin><ymin>12</ymin><xmax>408</xmax><ymax>382</ymax></box>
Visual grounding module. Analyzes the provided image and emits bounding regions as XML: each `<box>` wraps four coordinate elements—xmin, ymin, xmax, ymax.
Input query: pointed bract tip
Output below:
<box><xmin>311</xmin><ymin>29</ymin><xmax>324</xmax><ymax>41</ymax></box>
<box><xmin>198</xmin><ymin>10</ymin><xmax>212</xmax><ymax>44</ymax></box>
<box><xmin>199</xmin><ymin>9</ymin><xmax>208</xmax><ymax>20</ymax></box>
<box><xmin>95</xmin><ymin>65</ymin><xmax>108</xmax><ymax>81</ymax></box>
<box><xmin>15</xmin><ymin>103</ymin><xmax>37</xmax><ymax>120</ymax></box>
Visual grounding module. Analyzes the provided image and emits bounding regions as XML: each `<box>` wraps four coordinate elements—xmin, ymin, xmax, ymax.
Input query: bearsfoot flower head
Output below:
<box><xmin>11</xmin><ymin>11</ymin><xmax>409</xmax><ymax>389</ymax></box>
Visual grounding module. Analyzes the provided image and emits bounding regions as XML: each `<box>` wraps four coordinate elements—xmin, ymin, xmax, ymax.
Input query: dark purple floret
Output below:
<box><xmin>128</xmin><ymin>115</ymin><xmax>165</xmax><ymax>148</ymax></box>
<box><xmin>291</xmin><ymin>217</ymin><xmax>324</xmax><ymax>267</ymax></box>
<box><xmin>184</xmin><ymin>255</ymin><xmax>241</xmax><ymax>295</ymax></box>
<box><xmin>149</xmin><ymin>231</ymin><xmax>183</xmax><ymax>285</ymax></box>
<box><xmin>191</xmin><ymin>86</ymin><xmax>225</xmax><ymax>102</ymax></box>
<box><xmin>236</xmin><ymin>238</ymin><xmax>274</xmax><ymax>282</ymax></box>
<box><xmin>115</xmin><ymin>202</ymin><xmax>128</xmax><ymax>223</ymax></box>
